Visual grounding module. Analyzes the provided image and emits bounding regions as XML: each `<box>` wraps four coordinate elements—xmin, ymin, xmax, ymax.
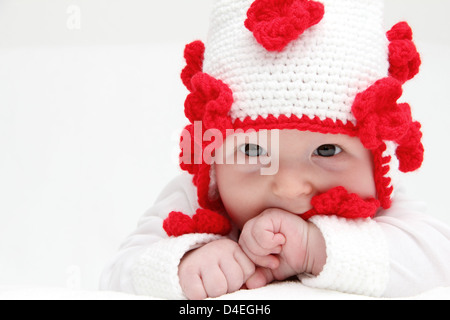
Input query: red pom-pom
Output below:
<box><xmin>387</xmin><ymin>22</ymin><xmax>421</xmax><ymax>83</ymax></box>
<box><xmin>245</xmin><ymin>0</ymin><xmax>324</xmax><ymax>52</ymax></box>
<box><xmin>181</xmin><ymin>41</ymin><xmax>205</xmax><ymax>91</ymax></box>
<box><xmin>302</xmin><ymin>187</ymin><xmax>381</xmax><ymax>220</ymax></box>
<box><xmin>163</xmin><ymin>209</ymin><xmax>231</xmax><ymax>237</ymax></box>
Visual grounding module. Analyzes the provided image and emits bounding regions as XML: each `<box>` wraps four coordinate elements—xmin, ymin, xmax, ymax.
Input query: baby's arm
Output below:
<box><xmin>100</xmin><ymin>174</ymin><xmax>230</xmax><ymax>299</ymax></box>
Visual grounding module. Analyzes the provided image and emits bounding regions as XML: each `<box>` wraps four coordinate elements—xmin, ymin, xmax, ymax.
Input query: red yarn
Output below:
<box><xmin>302</xmin><ymin>187</ymin><xmax>381</xmax><ymax>220</ymax></box>
<box><xmin>396</xmin><ymin>121</ymin><xmax>424</xmax><ymax>173</ymax></box>
<box><xmin>181</xmin><ymin>41</ymin><xmax>205</xmax><ymax>91</ymax></box>
<box><xmin>372</xmin><ymin>143</ymin><xmax>393</xmax><ymax>209</ymax></box>
<box><xmin>233</xmin><ymin>113</ymin><xmax>358</xmax><ymax>137</ymax></box>
<box><xmin>387</xmin><ymin>21</ymin><xmax>413</xmax><ymax>41</ymax></box>
<box><xmin>163</xmin><ymin>211</ymin><xmax>196</xmax><ymax>236</ymax></box>
<box><xmin>245</xmin><ymin>0</ymin><xmax>324</xmax><ymax>52</ymax></box>
<box><xmin>352</xmin><ymin>77</ymin><xmax>413</xmax><ymax>150</ymax></box>
<box><xmin>184</xmin><ymin>72</ymin><xmax>234</xmax><ymax>131</ymax></box>
<box><xmin>179</xmin><ymin>123</ymin><xmax>202</xmax><ymax>175</ymax></box>
<box><xmin>387</xmin><ymin>22</ymin><xmax>421</xmax><ymax>83</ymax></box>
<box><xmin>352</xmin><ymin>77</ymin><xmax>424</xmax><ymax>175</ymax></box>
<box><xmin>163</xmin><ymin>209</ymin><xmax>232</xmax><ymax>237</ymax></box>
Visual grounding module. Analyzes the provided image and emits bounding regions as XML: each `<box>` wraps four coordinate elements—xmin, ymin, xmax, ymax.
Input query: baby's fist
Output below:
<box><xmin>238</xmin><ymin>209</ymin><xmax>287</xmax><ymax>270</ymax></box>
<box><xmin>239</xmin><ymin>208</ymin><xmax>327</xmax><ymax>283</ymax></box>
<box><xmin>178</xmin><ymin>239</ymin><xmax>256</xmax><ymax>299</ymax></box>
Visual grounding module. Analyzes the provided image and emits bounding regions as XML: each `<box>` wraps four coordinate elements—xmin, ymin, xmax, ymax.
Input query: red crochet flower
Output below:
<box><xmin>352</xmin><ymin>77</ymin><xmax>413</xmax><ymax>150</ymax></box>
<box><xmin>387</xmin><ymin>22</ymin><xmax>421</xmax><ymax>83</ymax></box>
<box><xmin>302</xmin><ymin>187</ymin><xmax>381</xmax><ymax>220</ymax></box>
<box><xmin>245</xmin><ymin>0</ymin><xmax>325</xmax><ymax>52</ymax></box>
<box><xmin>184</xmin><ymin>72</ymin><xmax>234</xmax><ymax>132</ymax></box>
<box><xmin>163</xmin><ymin>209</ymin><xmax>232</xmax><ymax>237</ymax></box>
<box><xmin>352</xmin><ymin>77</ymin><xmax>424</xmax><ymax>173</ymax></box>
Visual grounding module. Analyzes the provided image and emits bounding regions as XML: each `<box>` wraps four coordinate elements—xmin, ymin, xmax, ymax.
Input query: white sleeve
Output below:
<box><xmin>300</xmin><ymin>216</ymin><xmax>390</xmax><ymax>297</ymax></box>
<box><xmin>99</xmin><ymin>173</ymin><xmax>226</xmax><ymax>299</ymax></box>
<box><xmin>375</xmin><ymin>193</ymin><xmax>450</xmax><ymax>298</ymax></box>
<box><xmin>300</xmin><ymin>192</ymin><xmax>450</xmax><ymax>298</ymax></box>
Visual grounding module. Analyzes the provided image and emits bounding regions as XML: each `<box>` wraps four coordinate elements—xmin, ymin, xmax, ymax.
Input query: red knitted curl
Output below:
<box><xmin>178</xmin><ymin>41</ymin><xmax>234</xmax><ymax>176</ymax></box>
<box><xmin>180</xmin><ymin>40</ymin><xmax>205</xmax><ymax>92</ymax></box>
<box><xmin>352</xmin><ymin>77</ymin><xmax>424</xmax><ymax>173</ymax></box>
<box><xmin>387</xmin><ymin>22</ymin><xmax>421</xmax><ymax>84</ymax></box>
<box><xmin>245</xmin><ymin>0</ymin><xmax>324</xmax><ymax>52</ymax></box>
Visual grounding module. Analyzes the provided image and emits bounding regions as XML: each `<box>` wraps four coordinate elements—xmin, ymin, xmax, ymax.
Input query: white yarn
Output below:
<box><xmin>303</xmin><ymin>215</ymin><xmax>390</xmax><ymax>297</ymax></box>
<box><xmin>203</xmin><ymin>0</ymin><xmax>389</xmax><ymax>124</ymax></box>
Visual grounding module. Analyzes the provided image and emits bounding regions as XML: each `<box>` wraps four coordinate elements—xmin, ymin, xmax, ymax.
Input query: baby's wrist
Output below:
<box><xmin>305</xmin><ymin>222</ymin><xmax>327</xmax><ymax>276</ymax></box>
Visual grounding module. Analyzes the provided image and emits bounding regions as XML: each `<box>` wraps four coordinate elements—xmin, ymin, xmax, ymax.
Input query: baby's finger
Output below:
<box><xmin>252</xmin><ymin>253</ymin><xmax>280</xmax><ymax>270</ymax></box>
<box><xmin>219</xmin><ymin>256</ymin><xmax>249</xmax><ymax>294</ymax></box>
<box><xmin>241</xmin><ymin>228</ymin><xmax>281</xmax><ymax>257</ymax></box>
<box><xmin>181</xmin><ymin>273</ymin><xmax>207</xmax><ymax>300</ymax></box>
<box><xmin>233</xmin><ymin>248</ymin><xmax>256</xmax><ymax>282</ymax></box>
<box><xmin>201</xmin><ymin>266</ymin><xmax>228</xmax><ymax>298</ymax></box>
<box><xmin>253</xmin><ymin>227</ymin><xmax>286</xmax><ymax>253</ymax></box>
<box><xmin>245</xmin><ymin>267</ymin><xmax>275</xmax><ymax>290</ymax></box>
<box><xmin>239</xmin><ymin>232</ymin><xmax>268</xmax><ymax>260</ymax></box>
<box><xmin>240</xmin><ymin>235</ymin><xmax>280</xmax><ymax>269</ymax></box>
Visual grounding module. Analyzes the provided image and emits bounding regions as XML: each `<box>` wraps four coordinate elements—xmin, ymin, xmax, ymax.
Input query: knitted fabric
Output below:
<box><xmin>164</xmin><ymin>0</ymin><xmax>424</xmax><ymax>237</ymax></box>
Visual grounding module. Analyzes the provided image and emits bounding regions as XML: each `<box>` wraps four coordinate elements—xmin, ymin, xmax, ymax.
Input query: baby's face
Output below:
<box><xmin>215</xmin><ymin>129</ymin><xmax>376</xmax><ymax>230</ymax></box>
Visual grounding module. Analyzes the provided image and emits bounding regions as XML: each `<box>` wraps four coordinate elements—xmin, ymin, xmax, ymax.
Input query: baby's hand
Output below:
<box><xmin>239</xmin><ymin>208</ymin><xmax>327</xmax><ymax>288</ymax></box>
<box><xmin>178</xmin><ymin>239</ymin><xmax>256</xmax><ymax>300</ymax></box>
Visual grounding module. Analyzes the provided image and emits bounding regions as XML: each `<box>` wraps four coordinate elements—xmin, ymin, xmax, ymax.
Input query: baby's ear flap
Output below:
<box><xmin>387</xmin><ymin>22</ymin><xmax>421</xmax><ymax>84</ymax></box>
<box><xmin>180</xmin><ymin>41</ymin><xmax>205</xmax><ymax>92</ymax></box>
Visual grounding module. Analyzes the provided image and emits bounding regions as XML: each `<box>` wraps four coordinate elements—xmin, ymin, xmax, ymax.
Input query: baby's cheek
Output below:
<box><xmin>225</xmin><ymin>204</ymin><xmax>260</xmax><ymax>231</ymax></box>
<box><xmin>341</xmin><ymin>171</ymin><xmax>377</xmax><ymax>199</ymax></box>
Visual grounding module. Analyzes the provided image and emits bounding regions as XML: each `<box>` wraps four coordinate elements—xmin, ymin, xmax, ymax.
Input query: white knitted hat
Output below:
<box><xmin>203</xmin><ymin>0</ymin><xmax>388</xmax><ymax>124</ymax></box>
<box><xmin>171</xmin><ymin>0</ymin><xmax>424</xmax><ymax>235</ymax></box>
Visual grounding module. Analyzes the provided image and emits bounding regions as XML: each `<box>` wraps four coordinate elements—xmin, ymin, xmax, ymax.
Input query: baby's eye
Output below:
<box><xmin>313</xmin><ymin>144</ymin><xmax>342</xmax><ymax>157</ymax></box>
<box><xmin>239</xmin><ymin>144</ymin><xmax>268</xmax><ymax>157</ymax></box>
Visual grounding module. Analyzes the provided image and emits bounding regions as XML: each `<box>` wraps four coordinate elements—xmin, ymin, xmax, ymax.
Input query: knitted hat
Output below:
<box><xmin>163</xmin><ymin>0</ymin><xmax>424</xmax><ymax>237</ymax></box>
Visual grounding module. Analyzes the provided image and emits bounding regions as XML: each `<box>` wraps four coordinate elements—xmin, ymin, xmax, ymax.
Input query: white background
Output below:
<box><xmin>0</xmin><ymin>0</ymin><xmax>449</xmax><ymax>291</ymax></box>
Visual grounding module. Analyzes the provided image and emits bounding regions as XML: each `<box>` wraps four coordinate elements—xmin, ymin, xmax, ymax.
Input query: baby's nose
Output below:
<box><xmin>271</xmin><ymin>167</ymin><xmax>314</xmax><ymax>200</ymax></box>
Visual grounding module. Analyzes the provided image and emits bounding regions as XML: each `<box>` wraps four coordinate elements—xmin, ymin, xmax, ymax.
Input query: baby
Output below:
<box><xmin>178</xmin><ymin>129</ymin><xmax>377</xmax><ymax>299</ymax></box>
<box><xmin>101</xmin><ymin>0</ymin><xmax>450</xmax><ymax>299</ymax></box>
